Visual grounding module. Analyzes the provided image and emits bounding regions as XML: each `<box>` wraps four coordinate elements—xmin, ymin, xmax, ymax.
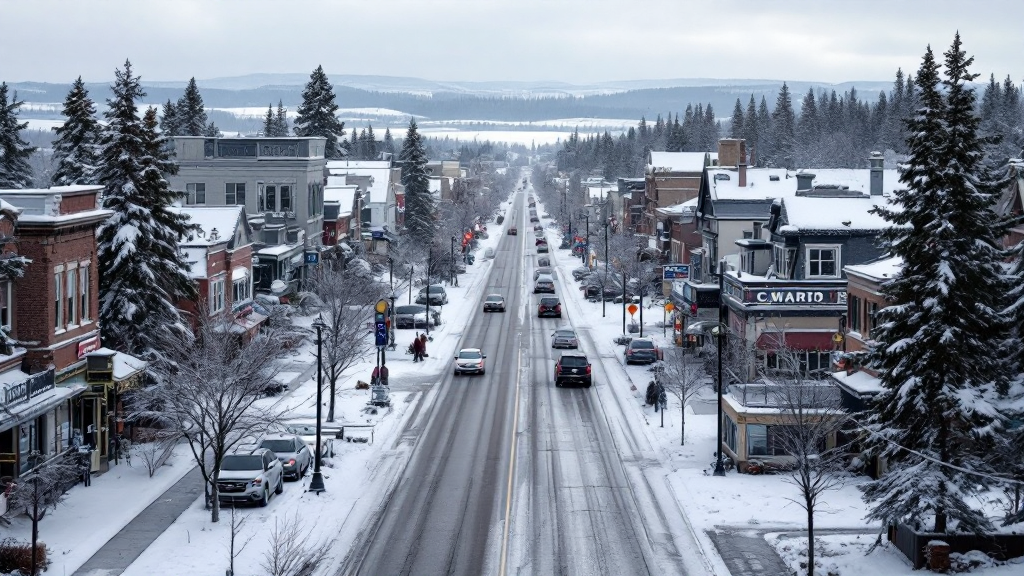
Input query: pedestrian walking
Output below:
<box><xmin>419</xmin><ymin>333</ymin><xmax>428</xmax><ymax>358</ymax></box>
<box><xmin>412</xmin><ymin>334</ymin><xmax>424</xmax><ymax>362</ymax></box>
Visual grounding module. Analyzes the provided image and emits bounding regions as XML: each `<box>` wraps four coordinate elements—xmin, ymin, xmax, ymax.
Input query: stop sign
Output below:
<box><xmin>627</xmin><ymin>304</ymin><xmax>638</xmax><ymax>316</ymax></box>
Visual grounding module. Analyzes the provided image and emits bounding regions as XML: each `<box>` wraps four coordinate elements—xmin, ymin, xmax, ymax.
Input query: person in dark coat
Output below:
<box><xmin>419</xmin><ymin>333</ymin><xmax>428</xmax><ymax>358</ymax></box>
<box><xmin>412</xmin><ymin>334</ymin><xmax>424</xmax><ymax>362</ymax></box>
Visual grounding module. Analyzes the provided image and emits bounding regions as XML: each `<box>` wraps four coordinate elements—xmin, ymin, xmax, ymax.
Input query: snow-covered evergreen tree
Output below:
<box><xmin>176</xmin><ymin>77</ymin><xmax>209</xmax><ymax>136</ymax></box>
<box><xmin>364</xmin><ymin>124</ymin><xmax>378</xmax><ymax>159</ymax></box>
<box><xmin>862</xmin><ymin>38</ymin><xmax>1010</xmax><ymax>535</ymax></box>
<box><xmin>383</xmin><ymin>127</ymin><xmax>395</xmax><ymax>157</ymax></box>
<box><xmin>159</xmin><ymin>99</ymin><xmax>180</xmax><ymax>136</ymax></box>
<box><xmin>293</xmin><ymin>65</ymin><xmax>346</xmax><ymax>159</ymax></box>
<box><xmin>262</xmin><ymin>103</ymin><xmax>275</xmax><ymax>136</ymax></box>
<box><xmin>51</xmin><ymin>76</ymin><xmax>101</xmax><ymax>186</ymax></box>
<box><xmin>274</xmin><ymin>100</ymin><xmax>289</xmax><ymax>136</ymax></box>
<box><xmin>400</xmin><ymin>119</ymin><xmax>434</xmax><ymax>245</ymax></box>
<box><xmin>0</xmin><ymin>83</ymin><xmax>36</xmax><ymax>188</ymax></box>
<box><xmin>729</xmin><ymin>99</ymin><xmax>744</xmax><ymax>139</ymax></box>
<box><xmin>96</xmin><ymin>60</ymin><xmax>198</xmax><ymax>358</ymax></box>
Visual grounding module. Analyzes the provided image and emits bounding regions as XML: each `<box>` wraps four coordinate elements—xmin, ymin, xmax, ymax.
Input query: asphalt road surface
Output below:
<box><xmin>340</xmin><ymin>186</ymin><xmax>691</xmax><ymax>576</ymax></box>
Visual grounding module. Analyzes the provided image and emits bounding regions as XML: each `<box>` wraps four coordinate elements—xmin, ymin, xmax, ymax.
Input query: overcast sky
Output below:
<box><xmin>1</xmin><ymin>0</ymin><xmax>1020</xmax><ymax>86</ymax></box>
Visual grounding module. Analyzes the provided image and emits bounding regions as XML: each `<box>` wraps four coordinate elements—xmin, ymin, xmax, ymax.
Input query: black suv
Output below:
<box><xmin>554</xmin><ymin>352</ymin><xmax>592</xmax><ymax>388</ymax></box>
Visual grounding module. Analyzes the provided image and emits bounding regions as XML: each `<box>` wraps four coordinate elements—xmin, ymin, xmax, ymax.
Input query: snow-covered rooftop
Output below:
<box><xmin>324</xmin><ymin>185</ymin><xmax>358</xmax><ymax>212</ymax></box>
<box><xmin>845</xmin><ymin>256</ymin><xmax>903</xmax><ymax>281</ymax></box>
<box><xmin>649</xmin><ymin>151</ymin><xmax>716</xmax><ymax>173</ymax></box>
<box><xmin>707</xmin><ymin>167</ymin><xmax>905</xmax><ymax>202</ymax></box>
<box><xmin>173</xmin><ymin>205</ymin><xmax>245</xmax><ymax>246</ymax></box>
<box><xmin>830</xmin><ymin>369</ymin><xmax>884</xmax><ymax>396</ymax></box>
<box><xmin>778</xmin><ymin>194</ymin><xmax>894</xmax><ymax>233</ymax></box>
<box><xmin>92</xmin><ymin>347</ymin><xmax>148</xmax><ymax>380</ymax></box>
<box><xmin>325</xmin><ymin>163</ymin><xmax>392</xmax><ymax>204</ymax></box>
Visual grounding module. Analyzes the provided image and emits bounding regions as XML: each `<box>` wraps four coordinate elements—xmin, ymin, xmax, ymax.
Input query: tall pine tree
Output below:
<box><xmin>177</xmin><ymin>77</ymin><xmax>209</xmax><ymax>136</ymax></box>
<box><xmin>862</xmin><ymin>38</ymin><xmax>1009</xmax><ymax>535</ymax></box>
<box><xmin>159</xmin><ymin>99</ymin><xmax>180</xmax><ymax>137</ymax></box>
<box><xmin>96</xmin><ymin>60</ymin><xmax>197</xmax><ymax>358</ymax></box>
<box><xmin>400</xmin><ymin>119</ymin><xmax>434</xmax><ymax>245</ymax></box>
<box><xmin>274</xmin><ymin>100</ymin><xmax>289</xmax><ymax>136</ymax></box>
<box><xmin>0</xmin><ymin>83</ymin><xmax>36</xmax><ymax>188</ymax></box>
<box><xmin>51</xmin><ymin>76</ymin><xmax>101</xmax><ymax>186</ymax></box>
<box><xmin>294</xmin><ymin>65</ymin><xmax>346</xmax><ymax>159</ymax></box>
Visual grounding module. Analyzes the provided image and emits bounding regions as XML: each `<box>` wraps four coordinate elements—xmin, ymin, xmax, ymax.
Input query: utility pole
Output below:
<box><xmin>603</xmin><ymin>214</ymin><xmax>609</xmax><ymax>318</ymax></box>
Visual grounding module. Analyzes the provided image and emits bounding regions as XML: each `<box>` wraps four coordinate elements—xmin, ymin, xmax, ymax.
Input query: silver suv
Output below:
<box><xmin>217</xmin><ymin>447</ymin><xmax>284</xmax><ymax>507</ymax></box>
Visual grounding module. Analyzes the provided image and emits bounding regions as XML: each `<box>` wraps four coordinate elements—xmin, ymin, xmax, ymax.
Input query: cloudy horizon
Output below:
<box><xmin>1</xmin><ymin>0</ymin><xmax>1021</xmax><ymax>87</ymax></box>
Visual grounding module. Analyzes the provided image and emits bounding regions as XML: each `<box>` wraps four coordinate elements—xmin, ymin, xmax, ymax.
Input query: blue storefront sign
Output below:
<box><xmin>663</xmin><ymin>265</ymin><xmax>690</xmax><ymax>280</ymax></box>
<box><xmin>304</xmin><ymin>252</ymin><xmax>319</xmax><ymax>265</ymax></box>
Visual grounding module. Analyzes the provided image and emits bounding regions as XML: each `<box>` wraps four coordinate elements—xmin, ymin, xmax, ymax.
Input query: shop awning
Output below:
<box><xmin>756</xmin><ymin>331</ymin><xmax>835</xmax><ymax>351</ymax></box>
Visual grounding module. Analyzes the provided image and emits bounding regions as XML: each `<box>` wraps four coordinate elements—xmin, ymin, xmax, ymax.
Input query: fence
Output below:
<box><xmin>889</xmin><ymin>523</ymin><xmax>1024</xmax><ymax>568</ymax></box>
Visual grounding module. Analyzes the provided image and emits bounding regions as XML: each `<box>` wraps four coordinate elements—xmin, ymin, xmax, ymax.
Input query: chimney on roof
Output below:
<box><xmin>869</xmin><ymin>151</ymin><xmax>884</xmax><ymax>196</ymax></box>
<box><xmin>796</xmin><ymin>172</ymin><xmax>815</xmax><ymax>192</ymax></box>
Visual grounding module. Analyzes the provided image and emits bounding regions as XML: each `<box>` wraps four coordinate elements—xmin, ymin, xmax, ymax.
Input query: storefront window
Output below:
<box><xmin>725</xmin><ymin>418</ymin><xmax>738</xmax><ymax>452</ymax></box>
<box><xmin>748</xmin><ymin>424</ymin><xmax>768</xmax><ymax>456</ymax></box>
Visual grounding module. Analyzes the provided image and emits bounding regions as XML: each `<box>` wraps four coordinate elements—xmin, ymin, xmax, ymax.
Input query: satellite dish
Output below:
<box><xmin>270</xmin><ymin>280</ymin><xmax>287</xmax><ymax>295</ymax></box>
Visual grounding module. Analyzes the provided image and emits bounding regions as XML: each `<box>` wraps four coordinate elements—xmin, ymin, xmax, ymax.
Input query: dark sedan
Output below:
<box><xmin>625</xmin><ymin>338</ymin><xmax>660</xmax><ymax>364</ymax></box>
<box><xmin>394</xmin><ymin>305</ymin><xmax>441</xmax><ymax>329</ymax></box>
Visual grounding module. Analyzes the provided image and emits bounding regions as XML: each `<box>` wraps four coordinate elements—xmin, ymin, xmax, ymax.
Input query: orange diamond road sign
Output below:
<box><xmin>628</xmin><ymin>304</ymin><xmax>638</xmax><ymax>316</ymax></box>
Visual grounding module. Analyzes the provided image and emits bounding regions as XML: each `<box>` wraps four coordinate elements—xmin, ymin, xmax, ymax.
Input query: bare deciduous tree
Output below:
<box><xmin>4</xmin><ymin>452</ymin><xmax>80</xmax><ymax>575</ymax></box>
<box><xmin>260</xmin><ymin>513</ymin><xmax>332</xmax><ymax>576</ymax></box>
<box><xmin>225</xmin><ymin>503</ymin><xmax>255</xmax><ymax>576</ymax></box>
<box><xmin>308</xmin><ymin>263</ymin><xmax>385</xmax><ymax>422</ymax></box>
<box><xmin>136</xmin><ymin>429</ymin><xmax>178</xmax><ymax>478</ymax></box>
<box><xmin>130</xmin><ymin>312</ymin><xmax>287</xmax><ymax>522</ymax></box>
<box><xmin>763</xmin><ymin>349</ymin><xmax>851</xmax><ymax>576</ymax></box>
<box><xmin>660</xmin><ymin>347</ymin><xmax>711</xmax><ymax>445</ymax></box>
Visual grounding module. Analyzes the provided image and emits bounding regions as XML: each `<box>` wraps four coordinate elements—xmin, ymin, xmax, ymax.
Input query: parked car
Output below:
<box><xmin>625</xmin><ymin>338</ymin><xmax>660</xmax><ymax>364</ymax></box>
<box><xmin>551</xmin><ymin>328</ymin><xmax>579</xmax><ymax>349</ymax></box>
<box><xmin>537</xmin><ymin>243</ymin><xmax>549</xmax><ymax>253</ymax></box>
<box><xmin>533</xmin><ymin>224</ymin><xmax>544</xmax><ymax>233</ymax></box>
<box><xmin>216</xmin><ymin>447</ymin><xmax>284</xmax><ymax>507</ymax></box>
<box><xmin>415</xmin><ymin>284</ymin><xmax>449</xmax><ymax>305</ymax></box>
<box><xmin>538</xmin><ymin>296</ymin><xmax>562</xmax><ymax>318</ymax></box>
<box><xmin>530</xmin><ymin>215</ymin><xmax>539</xmax><ymax>223</ymax></box>
<box><xmin>533</xmin><ymin>274</ymin><xmax>555</xmax><ymax>293</ymax></box>
<box><xmin>258</xmin><ymin>434</ymin><xmax>312</xmax><ymax>481</ymax></box>
<box><xmin>554</xmin><ymin>352</ymin><xmax>592</xmax><ymax>388</ymax></box>
<box><xmin>453</xmin><ymin>348</ymin><xmax>486</xmax><ymax>375</ymax></box>
<box><xmin>394</xmin><ymin>304</ymin><xmax>441</xmax><ymax>329</ymax></box>
<box><xmin>483</xmin><ymin>247</ymin><xmax>496</xmax><ymax>259</ymax></box>
<box><xmin>538</xmin><ymin>256</ymin><xmax>551</xmax><ymax>267</ymax></box>
<box><xmin>533</xmin><ymin>266</ymin><xmax>553</xmax><ymax>280</ymax></box>
<box><xmin>508</xmin><ymin>227</ymin><xmax>518</xmax><ymax>235</ymax></box>
<box><xmin>572</xmin><ymin>267</ymin><xmax>591</xmax><ymax>281</ymax></box>
<box><xmin>483</xmin><ymin>294</ymin><xmax>506</xmax><ymax>312</ymax></box>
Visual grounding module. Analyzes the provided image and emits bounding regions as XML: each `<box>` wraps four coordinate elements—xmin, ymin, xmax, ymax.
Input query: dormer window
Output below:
<box><xmin>806</xmin><ymin>245</ymin><xmax>840</xmax><ymax>278</ymax></box>
<box><xmin>772</xmin><ymin>243</ymin><xmax>796</xmax><ymax>279</ymax></box>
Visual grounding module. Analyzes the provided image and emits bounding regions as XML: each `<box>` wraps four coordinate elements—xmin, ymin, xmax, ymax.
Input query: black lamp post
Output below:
<box><xmin>711</xmin><ymin>259</ymin><xmax>727</xmax><ymax>477</ymax></box>
<box><xmin>425</xmin><ymin>247</ymin><xmax>432</xmax><ymax>335</ymax></box>
<box><xmin>451</xmin><ymin>236</ymin><xmax>456</xmax><ymax>286</ymax></box>
<box><xmin>309</xmin><ymin>315</ymin><xmax>327</xmax><ymax>493</ymax></box>
<box><xmin>603</xmin><ymin>214</ymin><xmax>609</xmax><ymax>318</ymax></box>
<box><xmin>582</xmin><ymin>213</ymin><xmax>590</xmax><ymax>266</ymax></box>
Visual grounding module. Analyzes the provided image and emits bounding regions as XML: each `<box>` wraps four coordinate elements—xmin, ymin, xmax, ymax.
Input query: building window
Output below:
<box><xmin>186</xmin><ymin>183</ymin><xmax>206</xmax><ymax>205</ymax></box>
<box><xmin>806</xmin><ymin>245</ymin><xmax>839</xmax><ymax>278</ymax></box>
<box><xmin>280</xmin><ymin>185</ymin><xmax>292</xmax><ymax>212</ymax></box>
<box><xmin>0</xmin><ymin>281</ymin><xmax>10</xmax><ymax>329</ymax></box>
<box><xmin>266</xmin><ymin>185</ymin><xmax>277</xmax><ymax>212</ymax></box>
<box><xmin>226</xmin><ymin>183</ymin><xmax>246</xmax><ymax>206</ymax></box>
<box><xmin>66</xmin><ymin>267</ymin><xmax>77</xmax><ymax>326</ymax></box>
<box><xmin>257</xmin><ymin>182</ymin><xmax>265</xmax><ymax>212</ymax></box>
<box><xmin>232</xmin><ymin>277</ymin><xmax>251</xmax><ymax>303</ymax></box>
<box><xmin>54</xmin><ymin>270</ymin><xmax>63</xmax><ymax>330</ymax></box>
<box><xmin>747</xmin><ymin>424</ymin><xmax>791</xmax><ymax>457</ymax></box>
<box><xmin>79</xmin><ymin>265</ymin><xmax>90</xmax><ymax>322</ymax></box>
<box><xmin>849</xmin><ymin>295</ymin><xmax>861</xmax><ymax>332</ymax></box>
<box><xmin>772</xmin><ymin>244</ymin><xmax>796</xmax><ymax>279</ymax></box>
<box><xmin>210</xmin><ymin>279</ymin><xmax>225</xmax><ymax>314</ymax></box>
<box><xmin>868</xmin><ymin>301</ymin><xmax>880</xmax><ymax>337</ymax></box>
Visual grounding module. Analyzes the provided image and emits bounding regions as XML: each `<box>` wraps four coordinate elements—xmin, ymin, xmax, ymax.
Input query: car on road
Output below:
<box><xmin>551</xmin><ymin>328</ymin><xmax>579</xmax><ymax>349</ymax></box>
<box><xmin>554</xmin><ymin>352</ymin><xmax>592</xmax><ymax>388</ymax></box>
<box><xmin>508</xmin><ymin>227</ymin><xmax>517</xmax><ymax>235</ymax></box>
<box><xmin>216</xmin><ymin>447</ymin><xmax>284</xmax><ymax>507</ymax></box>
<box><xmin>533</xmin><ymin>274</ymin><xmax>555</xmax><ymax>293</ymax></box>
<box><xmin>483</xmin><ymin>294</ymin><xmax>506</xmax><ymax>312</ymax></box>
<box><xmin>415</xmin><ymin>284</ymin><xmax>449</xmax><ymax>306</ymax></box>
<box><xmin>453</xmin><ymin>348</ymin><xmax>486</xmax><ymax>375</ymax></box>
<box><xmin>533</xmin><ymin>266</ymin><xmax>553</xmax><ymax>281</ymax></box>
<box><xmin>624</xmin><ymin>338</ymin><xmax>660</xmax><ymax>364</ymax></box>
<box><xmin>258</xmin><ymin>434</ymin><xmax>312</xmax><ymax>481</ymax></box>
<box><xmin>537</xmin><ymin>256</ymin><xmax>551</xmax><ymax>267</ymax></box>
<box><xmin>537</xmin><ymin>296</ymin><xmax>562</xmax><ymax>318</ymax></box>
<box><xmin>394</xmin><ymin>304</ymin><xmax>441</xmax><ymax>329</ymax></box>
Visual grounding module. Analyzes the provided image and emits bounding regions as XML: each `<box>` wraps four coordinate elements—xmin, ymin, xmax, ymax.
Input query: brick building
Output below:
<box><xmin>0</xmin><ymin>186</ymin><xmax>113</xmax><ymax>480</ymax></box>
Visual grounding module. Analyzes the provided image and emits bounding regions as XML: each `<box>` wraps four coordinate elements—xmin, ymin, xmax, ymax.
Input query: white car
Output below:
<box><xmin>454</xmin><ymin>348</ymin><xmax>487</xmax><ymax>376</ymax></box>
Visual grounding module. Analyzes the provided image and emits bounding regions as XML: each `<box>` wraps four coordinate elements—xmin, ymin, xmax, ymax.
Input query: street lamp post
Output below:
<box><xmin>582</xmin><ymin>213</ymin><xmax>590</xmax><ymax>266</ymax></box>
<box><xmin>425</xmin><ymin>247</ymin><xmax>432</xmax><ymax>335</ymax></box>
<box><xmin>603</xmin><ymin>215</ymin><xmax>609</xmax><ymax>318</ymax></box>
<box><xmin>711</xmin><ymin>259</ymin><xmax>727</xmax><ymax>477</ymax></box>
<box><xmin>309</xmin><ymin>315</ymin><xmax>328</xmax><ymax>493</ymax></box>
<box><xmin>451</xmin><ymin>236</ymin><xmax>456</xmax><ymax>286</ymax></box>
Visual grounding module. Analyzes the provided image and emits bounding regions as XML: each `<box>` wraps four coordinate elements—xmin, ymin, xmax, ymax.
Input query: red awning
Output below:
<box><xmin>756</xmin><ymin>331</ymin><xmax>835</xmax><ymax>351</ymax></box>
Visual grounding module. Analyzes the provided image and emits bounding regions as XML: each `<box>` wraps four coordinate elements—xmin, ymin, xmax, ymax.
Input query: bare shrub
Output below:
<box><xmin>260</xmin><ymin>513</ymin><xmax>332</xmax><ymax>576</ymax></box>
